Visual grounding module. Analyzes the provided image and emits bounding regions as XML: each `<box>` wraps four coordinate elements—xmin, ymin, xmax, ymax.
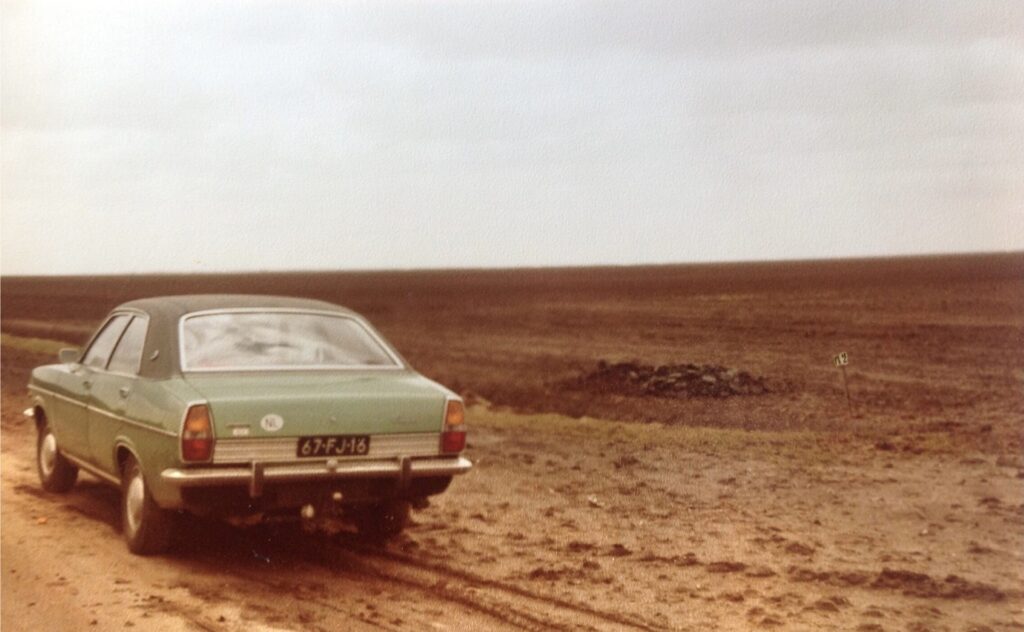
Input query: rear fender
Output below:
<box><xmin>112</xmin><ymin>436</ymin><xmax>184</xmax><ymax>509</ymax></box>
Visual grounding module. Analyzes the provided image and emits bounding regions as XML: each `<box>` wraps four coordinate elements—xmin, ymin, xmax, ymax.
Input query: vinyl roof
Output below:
<box><xmin>118</xmin><ymin>294</ymin><xmax>356</xmax><ymax>320</ymax></box>
<box><xmin>109</xmin><ymin>294</ymin><xmax>365</xmax><ymax>379</ymax></box>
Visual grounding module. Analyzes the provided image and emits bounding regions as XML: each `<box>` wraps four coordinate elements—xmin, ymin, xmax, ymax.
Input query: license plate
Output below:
<box><xmin>296</xmin><ymin>435</ymin><xmax>370</xmax><ymax>458</ymax></box>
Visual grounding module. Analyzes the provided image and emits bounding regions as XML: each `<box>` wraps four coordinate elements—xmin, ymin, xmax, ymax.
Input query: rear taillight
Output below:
<box><xmin>442</xmin><ymin>430</ymin><xmax>466</xmax><ymax>453</ymax></box>
<box><xmin>440</xmin><ymin>399</ymin><xmax>466</xmax><ymax>454</ymax></box>
<box><xmin>181</xmin><ymin>404</ymin><xmax>214</xmax><ymax>462</ymax></box>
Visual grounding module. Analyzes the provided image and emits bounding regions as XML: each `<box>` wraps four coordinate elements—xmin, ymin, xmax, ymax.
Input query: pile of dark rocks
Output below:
<box><xmin>570</xmin><ymin>360</ymin><xmax>771</xmax><ymax>399</ymax></box>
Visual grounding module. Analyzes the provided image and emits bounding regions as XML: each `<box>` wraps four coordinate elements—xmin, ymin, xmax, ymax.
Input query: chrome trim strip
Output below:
<box><xmin>86</xmin><ymin>405</ymin><xmax>178</xmax><ymax>438</ymax></box>
<box><xmin>28</xmin><ymin>385</ymin><xmax>88</xmax><ymax>408</ymax></box>
<box><xmin>161</xmin><ymin>456</ymin><xmax>472</xmax><ymax>487</ymax></box>
<box><xmin>212</xmin><ymin>433</ymin><xmax>441</xmax><ymax>464</ymax></box>
<box><xmin>409</xmin><ymin>457</ymin><xmax>474</xmax><ymax>477</ymax></box>
<box><xmin>177</xmin><ymin>308</ymin><xmax>405</xmax><ymax>373</ymax></box>
<box><xmin>31</xmin><ymin>384</ymin><xmax>178</xmax><ymax>438</ymax></box>
<box><xmin>62</xmin><ymin>452</ymin><xmax>120</xmax><ymax>486</ymax></box>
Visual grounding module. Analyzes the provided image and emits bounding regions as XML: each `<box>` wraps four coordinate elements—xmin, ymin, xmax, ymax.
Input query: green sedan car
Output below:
<box><xmin>27</xmin><ymin>295</ymin><xmax>471</xmax><ymax>554</ymax></box>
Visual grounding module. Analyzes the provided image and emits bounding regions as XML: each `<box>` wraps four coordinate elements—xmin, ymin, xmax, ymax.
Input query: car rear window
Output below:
<box><xmin>180</xmin><ymin>312</ymin><xmax>400</xmax><ymax>371</ymax></box>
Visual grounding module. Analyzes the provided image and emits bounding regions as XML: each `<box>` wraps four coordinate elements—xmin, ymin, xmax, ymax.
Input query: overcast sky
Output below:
<box><xmin>2</xmin><ymin>1</ymin><xmax>1022</xmax><ymax>274</ymax></box>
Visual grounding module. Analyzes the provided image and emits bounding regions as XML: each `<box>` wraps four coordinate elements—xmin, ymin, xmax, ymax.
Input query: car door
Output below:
<box><xmin>87</xmin><ymin>314</ymin><xmax>149</xmax><ymax>474</ymax></box>
<box><xmin>55</xmin><ymin>314</ymin><xmax>131</xmax><ymax>460</ymax></box>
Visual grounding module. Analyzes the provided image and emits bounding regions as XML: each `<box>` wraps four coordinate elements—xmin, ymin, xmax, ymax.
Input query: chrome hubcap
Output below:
<box><xmin>125</xmin><ymin>474</ymin><xmax>145</xmax><ymax>535</ymax></box>
<box><xmin>40</xmin><ymin>433</ymin><xmax>57</xmax><ymax>477</ymax></box>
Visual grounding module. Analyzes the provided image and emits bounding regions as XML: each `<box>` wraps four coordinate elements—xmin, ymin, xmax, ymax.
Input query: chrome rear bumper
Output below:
<box><xmin>161</xmin><ymin>455</ymin><xmax>472</xmax><ymax>498</ymax></box>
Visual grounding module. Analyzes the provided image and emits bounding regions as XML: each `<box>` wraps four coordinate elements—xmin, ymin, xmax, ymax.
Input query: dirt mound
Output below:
<box><xmin>568</xmin><ymin>360</ymin><xmax>773</xmax><ymax>399</ymax></box>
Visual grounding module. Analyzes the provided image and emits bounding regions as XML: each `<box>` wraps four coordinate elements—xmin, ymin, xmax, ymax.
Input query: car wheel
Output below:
<box><xmin>352</xmin><ymin>500</ymin><xmax>410</xmax><ymax>541</ymax></box>
<box><xmin>121</xmin><ymin>454</ymin><xmax>173</xmax><ymax>555</ymax></box>
<box><xmin>37</xmin><ymin>422</ymin><xmax>78</xmax><ymax>493</ymax></box>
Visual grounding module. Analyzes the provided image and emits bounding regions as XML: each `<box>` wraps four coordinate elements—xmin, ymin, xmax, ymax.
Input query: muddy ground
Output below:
<box><xmin>2</xmin><ymin>254</ymin><xmax>1023</xmax><ymax>631</ymax></box>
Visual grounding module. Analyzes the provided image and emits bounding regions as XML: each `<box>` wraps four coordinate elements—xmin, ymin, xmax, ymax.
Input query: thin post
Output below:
<box><xmin>840</xmin><ymin>364</ymin><xmax>852</xmax><ymax>416</ymax></box>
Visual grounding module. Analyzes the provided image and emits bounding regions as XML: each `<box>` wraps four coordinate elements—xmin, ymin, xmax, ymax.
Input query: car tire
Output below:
<box><xmin>352</xmin><ymin>500</ymin><xmax>410</xmax><ymax>541</ymax></box>
<box><xmin>121</xmin><ymin>454</ymin><xmax>173</xmax><ymax>555</ymax></box>
<box><xmin>37</xmin><ymin>421</ymin><xmax>78</xmax><ymax>493</ymax></box>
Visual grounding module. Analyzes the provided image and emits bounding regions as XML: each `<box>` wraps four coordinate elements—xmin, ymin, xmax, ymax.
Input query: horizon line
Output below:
<box><xmin>2</xmin><ymin>249</ymin><xmax>1021</xmax><ymax>279</ymax></box>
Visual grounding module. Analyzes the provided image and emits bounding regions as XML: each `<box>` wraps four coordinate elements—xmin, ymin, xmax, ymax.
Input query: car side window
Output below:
<box><xmin>107</xmin><ymin>316</ymin><xmax>149</xmax><ymax>375</ymax></box>
<box><xmin>81</xmin><ymin>315</ymin><xmax>131</xmax><ymax>369</ymax></box>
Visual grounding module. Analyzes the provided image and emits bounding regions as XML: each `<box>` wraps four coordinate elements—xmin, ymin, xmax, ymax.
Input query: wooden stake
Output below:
<box><xmin>840</xmin><ymin>364</ymin><xmax>852</xmax><ymax>416</ymax></box>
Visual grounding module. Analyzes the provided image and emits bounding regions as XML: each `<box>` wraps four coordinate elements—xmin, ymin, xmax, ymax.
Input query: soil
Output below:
<box><xmin>566</xmin><ymin>360</ymin><xmax>776</xmax><ymax>399</ymax></box>
<box><xmin>2</xmin><ymin>253</ymin><xmax>1023</xmax><ymax>631</ymax></box>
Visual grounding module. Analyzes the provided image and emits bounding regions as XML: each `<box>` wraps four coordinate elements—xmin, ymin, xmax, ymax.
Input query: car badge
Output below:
<box><xmin>260</xmin><ymin>414</ymin><xmax>284</xmax><ymax>432</ymax></box>
<box><xmin>229</xmin><ymin>425</ymin><xmax>251</xmax><ymax>437</ymax></box>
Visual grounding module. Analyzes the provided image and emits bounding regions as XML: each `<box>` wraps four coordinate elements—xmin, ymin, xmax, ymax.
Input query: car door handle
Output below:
<box><xmin>82</xmin><ymin>380</ymin><xmax>92</xmax><ymax>390</ymax></box>
<box><xmin>119</xmin><ymin>387</ymin><xmax>131</xmax><ymax>398</ymax></box>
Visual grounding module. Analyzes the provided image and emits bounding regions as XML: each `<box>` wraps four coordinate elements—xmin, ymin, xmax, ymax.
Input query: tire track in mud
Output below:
<box><xmin>151</xmin><ymin>576</ymin><xmax>399</xmax><ymax>632</ymax></box>
<box><xmin>7</xmin><ymin>477</ymin><xmax>413</xmax><ymax>632</ymax></box>
<box><xmin>131</xmin><ymin>596</ymin><xmax>223</xmax><ymax>632</ymax></box>
<box><xmin>6</xmin><ymin>449</ymin><xmax>650</xmax><ymax>631</ymax></box>
<box><xmin>286</xmin><ymin>533</ymin><xmax>667</xmax><ymax>632</ymax></box>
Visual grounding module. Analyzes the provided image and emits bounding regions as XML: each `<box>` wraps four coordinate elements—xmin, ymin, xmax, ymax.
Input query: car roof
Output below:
<box><xmin>117</xmin><ymin>294</ymin><xmax>357</xmax><ymax>320</ymax></box>
<box><xmin>107</xmin><ymin>295</ymin><xmax>369</xmax><ymax>379</ymax></box>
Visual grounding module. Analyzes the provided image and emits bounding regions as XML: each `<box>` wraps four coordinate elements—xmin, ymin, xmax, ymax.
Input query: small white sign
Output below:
<box><xmin>260</xmin><ymin>414</ymin><xmax>284</xmax><ymax>432</ymax></box>
<box><xmin>833</xmin><ymin>352</ymin><xmax>849</xmax><ymax>367</ymax></box>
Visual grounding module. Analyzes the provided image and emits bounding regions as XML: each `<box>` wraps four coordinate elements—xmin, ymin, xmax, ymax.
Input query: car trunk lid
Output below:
<box><xmin>182</xmin><ymin>371</ymin><xmax>447</xmax><ymax>438</ymax></box>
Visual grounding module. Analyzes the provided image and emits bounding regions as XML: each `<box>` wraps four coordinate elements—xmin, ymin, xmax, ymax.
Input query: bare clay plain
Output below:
<box><xmin>2</xmin><ymin>254</ymin><xmax>1023</xmax><ymax>631</ymax></box>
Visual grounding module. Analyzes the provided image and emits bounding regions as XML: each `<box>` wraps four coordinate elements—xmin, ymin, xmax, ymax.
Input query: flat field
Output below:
<box><xmin>2</xmin><ymin>254</ymin><xmax>1022</xmax><ymax>631</ymax></box>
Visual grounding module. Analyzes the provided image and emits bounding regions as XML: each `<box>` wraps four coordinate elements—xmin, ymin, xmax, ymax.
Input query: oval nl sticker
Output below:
<box><xmin>260</xmin><ymin>414</ymin><xmax>284</xmax><ymax>432</ymax></box>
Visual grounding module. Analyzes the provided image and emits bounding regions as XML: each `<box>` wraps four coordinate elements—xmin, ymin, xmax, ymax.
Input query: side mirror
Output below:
<box><xmin>58</xmin><ymin>348</ymin><xmax>80</xmax><ymax>364</ymax></box>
